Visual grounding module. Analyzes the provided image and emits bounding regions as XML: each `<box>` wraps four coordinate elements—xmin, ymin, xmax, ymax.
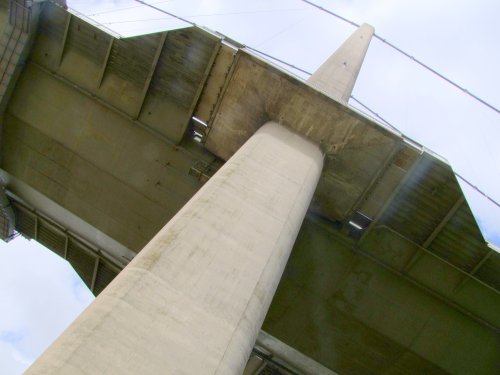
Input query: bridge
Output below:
<box><xmin>0</xmin><ymin>1</ymin><xmax>498</xmax><ymax>374</ymax></box>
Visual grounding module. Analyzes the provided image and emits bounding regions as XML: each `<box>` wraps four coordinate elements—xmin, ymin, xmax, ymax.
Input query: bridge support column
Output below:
<box><xmin>26</xmin><ymin>121</ymin><xmax>323</xmax><ymax>375</ymax></box>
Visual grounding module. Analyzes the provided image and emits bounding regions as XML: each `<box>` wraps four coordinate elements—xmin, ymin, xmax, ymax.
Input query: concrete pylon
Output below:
<box><xmin>307</xmin><ymin>23</ymin><xmax>374</xmax><ymax>103</ymax></box>
<box><xmin>26</xmin><ymin>122</ymin><xmax>323</xmax><ymax>374</ymax></box>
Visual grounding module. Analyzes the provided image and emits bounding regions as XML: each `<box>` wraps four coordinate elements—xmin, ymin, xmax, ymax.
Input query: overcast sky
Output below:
<box><xmin>0</xmin><ymin>237</ymin><xmax>94</xmax><ymax>374</ymax></box>
<box><xmin>1</xmin><ymin>0</ymin><xmax>499</xmax><ymax>373</ymax></box>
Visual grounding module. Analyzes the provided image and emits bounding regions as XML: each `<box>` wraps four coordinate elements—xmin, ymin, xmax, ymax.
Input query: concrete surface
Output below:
<box><xmin>307</xmin><ymin>23</ymin><xmax>374</xmax><ymax>103</ymax></box>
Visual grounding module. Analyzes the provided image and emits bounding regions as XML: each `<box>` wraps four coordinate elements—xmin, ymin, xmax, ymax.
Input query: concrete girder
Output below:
<box><xmin>96</xmin><ymin>36</ymin><xmax>113</xmax><ymax>88</ymax></box>
<box><xmin>55</xmin><ymin>11</ymin><xmax>70</xmax><ymax>66</ymax></box>
<box><xmin>133</xmin><ymin>32</ymin><xmax>167</xmax><ymax>120</ymax></box>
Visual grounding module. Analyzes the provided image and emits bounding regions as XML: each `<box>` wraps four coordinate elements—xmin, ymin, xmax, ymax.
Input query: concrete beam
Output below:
<box><xmin>56</xmin><ymin>12</ymin><xmax>71</xmax><ymax>66</ymax></box>
<box><xmin>90</xmin><ymin>256</ymin><xmax>100</xmax><ymax>292</ymax></box>
<box><xmin>96</xmin><ymin>36</ymin><xmax>113</xmax><ymax>88</ymax></box>
<box><xmin>133</xmin><ymin>32</ymin><xmax>167</xmax><ymax>120</ymax></box>
<box><xmin>255</xmin><ymin>331</ymin><xmax>338</xmax><ymax>375</ymax></box>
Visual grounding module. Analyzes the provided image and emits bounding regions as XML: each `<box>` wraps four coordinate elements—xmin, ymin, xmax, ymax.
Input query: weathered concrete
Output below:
<box><xmin>0</xmin><ymin>0</ymin><xmax>45</xmax><ymax>113</ymax></box>
<box><xmin>2</xmin><ymin>65</ymin><xmax>219</xmax><ymax>251</ymax></box>
<box><xmin>307</xmin><ymin>23</ymin><xmax>374</xmax><ymax>103</ymax></box>
<box><xmin>0</xmin><ymin>186</ymin><xmax>14</xmax><ymax>240</ymax></box>
<box><xmin>26</xmin><ymin>122</ymin><xmax>323</xmax><ymax>374</ymax></box>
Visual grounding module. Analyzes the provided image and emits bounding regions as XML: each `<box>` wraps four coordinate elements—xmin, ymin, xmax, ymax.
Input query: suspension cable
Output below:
<box><xmin>300</xmin><ymin>0</ymin><xmax>360</xmax><ymax>27</ymax></box>
<box><xmin>133</xmin><ymin>0</ymin><xmax>196</xmax><ymax>26</ymax></box>
<box><xmin>455</xmin><ymin>173</ymin><xmax>500</xmax><ymax>208</ymax></box>
<box><xmin>349</xmin><ymin>95</ymin><xmax>402</xmax><ymax>134</ymax></box>
<box><xmin>244</xmin><ymin>46</ymin><xmax>313</xmax><ymax>75</ymax></box>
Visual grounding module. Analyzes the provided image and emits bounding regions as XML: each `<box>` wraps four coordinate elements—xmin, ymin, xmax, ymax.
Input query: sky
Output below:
<box><xmin>1</xmin><ymin>0</ymin><xmax>499</xmax><ymax>373</ymax></box>
<box><xmin>0</xmin><ymin>237</ymin><xmax>94</xmax><ymax>374</ymax></box>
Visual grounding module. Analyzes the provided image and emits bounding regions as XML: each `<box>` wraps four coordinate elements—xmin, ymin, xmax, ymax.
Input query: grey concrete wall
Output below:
<box><xmin>0</xmin><ymin>9</ymin><xmax>225</xmax><ymax>251</ymax></box>
<box><xmin>2</xmin><ymin>63</ymin><xmax>218</xmax><ymax>250</ymax></box>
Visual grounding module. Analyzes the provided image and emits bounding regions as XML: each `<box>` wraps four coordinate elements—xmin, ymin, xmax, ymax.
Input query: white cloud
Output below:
<box><xmin>0</xmin><ymin>237</ymin><xmax>94</xmax><ymax>373</ymax></box>
<box><xmin>0</xmin><ymin>341</ymin><xmax>30</xmax><ymax>375</ymax></box>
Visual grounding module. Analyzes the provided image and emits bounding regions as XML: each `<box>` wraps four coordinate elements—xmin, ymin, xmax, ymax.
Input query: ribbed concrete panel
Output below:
<box><xmin>93</xmin><ymin>261</ymin><xmax>119</xmax><ymax>295</ymax></box>
<box><xmin>67</xmin><ymin>18</ymin><xmax>110</xmax><ymax>64</ymax></box>
<box><xmin>37</xmin><ymin>221</ymin><xmax>65</xmax><ymax>257</ymax></box>
<box><xmin>150</xmin><ymin>28</ymin><xmax>218</xmax><ymax>108</ymax></box>
<box><xmin>429</xmin><ymin>203</ymin><xmax>490</xmax><ymax>273</ymax></box>
<box><xmin>379</xmin><ymin>155</ymin><xmax>462</xmax><ymax>245</ymax></box>
<box><xmin>12</xmin><ymin>203</ymin><xmax>35</xmax><ymax>238</ymax></box>
<box><xmin>475</xmin><ymin>252</ymin><xmax>500</xmax><ymax>291</ymax></box>
<box><xmin>108</xmin><ymin>34</ymin><xmax>161</xmax><ymax>86</ymax></box>
<box><xmin>67</xmin><ymin>239</ymin><xmax>96</xmax><ymax>288</ymax></box>
<box><xmin>11</xmin><ymin>199</ymin><xmax>121</xmax><ymax>295</ymax></box>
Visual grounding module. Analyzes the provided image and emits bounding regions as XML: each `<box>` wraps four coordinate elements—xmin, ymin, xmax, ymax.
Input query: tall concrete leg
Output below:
<box><xmin>26</xmin><ymin>122</ymin><xmax>323</xmax><ymax>375</ymax></box>
<box><xmin>307</xmin><ymin>23</ymin><xmax>374</xmax><ymax>103</ymax></box>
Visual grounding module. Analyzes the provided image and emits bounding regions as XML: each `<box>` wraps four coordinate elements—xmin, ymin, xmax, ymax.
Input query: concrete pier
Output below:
<box><xmin>26</xmin><ymin>122</ymin><xmax>323</xmax><ymax>374</ymax></box>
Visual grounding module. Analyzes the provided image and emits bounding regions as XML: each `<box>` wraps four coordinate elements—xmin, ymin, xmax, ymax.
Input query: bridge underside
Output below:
<box><xmin>0</xmin><ymin>3</ymin><xmax>499</xmax><ymax>374</ymax></box>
